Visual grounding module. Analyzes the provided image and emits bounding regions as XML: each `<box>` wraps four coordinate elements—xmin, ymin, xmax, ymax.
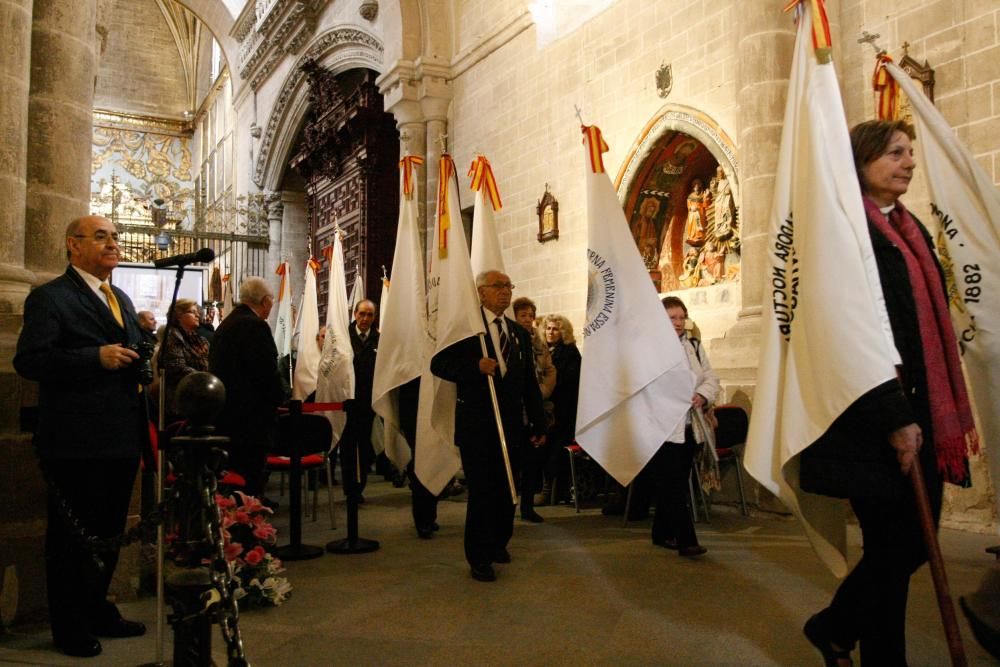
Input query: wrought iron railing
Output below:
<box><xmin>116</xmin><ymin>223</ymin><xmax>270</xmax><ymax>297</ymax></box>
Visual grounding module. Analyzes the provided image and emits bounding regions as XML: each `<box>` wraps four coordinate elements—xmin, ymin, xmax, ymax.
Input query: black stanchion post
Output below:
<box><xmin>275</xmin><ymin>400</ymin><xmax>324</xmax><ymax>561</ymax></box>
<box><xmin>326</xmin><ymin>430</ymin><xmax>379</xmax><ymax>555</ymax></box>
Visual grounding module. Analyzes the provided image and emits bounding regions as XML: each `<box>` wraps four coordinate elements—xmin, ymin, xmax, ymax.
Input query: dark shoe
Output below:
<box><xmin>520</xmin><ymin>510</ymin><xmax>544</xmax><ymax>523</ymax></box>
<box><xmin>678</xmin><ymin>545</ymin><xmax>707</xmax><ymax>558</ymax></box>
<box><xmin>431</xmin><ymin>521</ymin><xmax>440</xmax><ymax>532</ymax></box>
<box><xmin>803</xmin><ymin>613</ymin><xmax>854</xmax><ymax>667</ymax></box>
<box><xmin>54</xmin><ymin>633</ymin><xmax>102</xmax><ymax>658</ymax></box>
<box><xmin>652</xmin><ymin>537</ymin><xmax>678</xmax><ymax>550</ymax></box>
<box><xmin>470</xmin><ymin>563</ymin><xmax>496</xmax><ymax>582</ymax></box>
<box><xmin>416</xmin><ymin>525</ymin><xmax>434</xmax><ymax>539</ymax></box>
<box><xmin>93</xmin><ymin>618</ymin><xmax>147</xmax><ymax>638</ymax></box>
<box><xmin>493</xmin><ymin>548</ymin><xmax>512</xmax><ymax>564</ymax></box>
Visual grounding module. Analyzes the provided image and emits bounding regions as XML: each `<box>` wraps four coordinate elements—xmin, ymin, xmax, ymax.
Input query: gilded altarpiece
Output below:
<box><xmin>290</xmin><ymin>64</ymin><xmax>399</xmax><ymax>320</ymax></box>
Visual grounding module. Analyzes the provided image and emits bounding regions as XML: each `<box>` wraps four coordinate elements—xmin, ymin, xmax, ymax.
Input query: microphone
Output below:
<box><xmin>154</xmin><ymin>247</ymin><xmax>215</xmax><ymax>269</ymax></box>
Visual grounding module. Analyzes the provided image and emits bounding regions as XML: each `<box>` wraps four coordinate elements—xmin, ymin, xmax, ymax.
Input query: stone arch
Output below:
<box><xmin>254</xmin><ymin>26</ymin><xmax>384</xmax><ymax>190</ymax></box>
<box><xmin>615</xmin><ymin>104</ymin><xmax>738</xmax><ymax>198</ymax></box>
<box><xmin>172</xmin><ymin>0</ymin><xmax>243</xmax><ymax>90</ymax></box>
<box><xmin>616</xmin><ymin>105</ymin><xmax>740</xmax><ymax>292</ymax></box>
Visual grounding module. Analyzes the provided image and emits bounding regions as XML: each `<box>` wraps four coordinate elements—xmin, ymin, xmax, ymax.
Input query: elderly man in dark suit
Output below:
<box><xmin>340</xmin><ymin>299</ymin><xmax>379</xmax><ymax>503</ymax></box>
<box><xmin>209</xmin><ymin>277</ymin><xmax>286</xmax><ymax>498</ymax></box>
<box><xmin>14</xmin><ymin>215</ymin><xmax>149</xmax><ymax>658</ymax></box>
<box><xmin>431</xmin><ymin>270</ymin><xmax>546</xmax><ymax>582</ymax></box>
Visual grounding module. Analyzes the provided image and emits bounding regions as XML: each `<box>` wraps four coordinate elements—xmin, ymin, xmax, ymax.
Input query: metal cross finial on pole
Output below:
<box><xmin>400</xmin><ymin>129</ymin><xmax>411</xmax><ymax>152</ymax></box>
<box><xmin>381</xmin><ymin>264</ymin><xmax>388</xmax><ymax>280</ymax></box>
<box><xmin>436</xmin><ymin>133</ymin><xmax>448</xmax><ymax>154</ymax></box>
<box><xmin>858</xmin><ymin>30</ymin><xmax>886</xmax><ymax>56</ymax></box>
<box><xmin>574</xmin><ymin>104</ymin><xmax>585</xmax><ymax>125</ymax></box>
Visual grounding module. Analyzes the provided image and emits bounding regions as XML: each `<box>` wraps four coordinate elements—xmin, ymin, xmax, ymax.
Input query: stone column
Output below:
<box><xmin>279</xmin><ymin>190</ymin><xmax>308</xmax><ymax>307</ymax></box>
<box><xmin>264</xmin><ymin>190</ymin><xmax>284</xmax><ymax>306</ymax></box>
<box><xmin>710</xmin><ymin>4</ymin><xmax>795</xmax><ymax>381</ymax></box>
<box><xmin>24</xmin><ymin>0</ymin><xmax>99</xmax><ymax>281</ymax></box>
<box><xmin>0</xmin><ymin>0</ymin><xmax>36</xmax><ymax>326</ymax></box>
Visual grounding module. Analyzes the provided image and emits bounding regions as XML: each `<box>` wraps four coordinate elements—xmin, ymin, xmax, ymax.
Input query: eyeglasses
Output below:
<box><xmin>74</xmin><ymin>230</ymin><xmax>120</xmax><ymax>244</ymax></box>
<box><xmin>484</xmin><ymin>282</ymin><xmax>515</xmax><ymax>290</ymax></box>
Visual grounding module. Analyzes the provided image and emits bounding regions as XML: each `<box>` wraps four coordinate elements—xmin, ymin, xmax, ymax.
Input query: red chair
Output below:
<box><xmin>711</xmin><ymin>404</ymin><xmax>749</xmax><ymax>516</ymax></box>
<box><xmin>267</xmin><ymin>413</ymin><xmax>336</xmax><ymax>529</ymax></box>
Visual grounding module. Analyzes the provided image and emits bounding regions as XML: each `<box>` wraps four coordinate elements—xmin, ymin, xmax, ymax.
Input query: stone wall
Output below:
<box><xmin>448</xmin><ymin>0</ymin><xmax>740</xmax><ymax>333</ymax></box>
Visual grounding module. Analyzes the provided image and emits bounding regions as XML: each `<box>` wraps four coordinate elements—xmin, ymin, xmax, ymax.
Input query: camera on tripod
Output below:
<box><xmin>128</xmin><ymin>339</ymin><xmax>156</xmax><ymax>385</ymax></box>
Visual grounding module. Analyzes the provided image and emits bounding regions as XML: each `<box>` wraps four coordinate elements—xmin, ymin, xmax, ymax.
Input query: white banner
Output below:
<box><xmin>316</xmin><ymin>233</ymin><xmax>355</xmax><ymax>442</ymax></box>
<box><xmin>575</xmin><ymin>124</ymin><xmax>694</xmax><ymax>486</ymax></box>
<box><xmin>743</xmin><ymin>5</ymin><xmax>900</xmax><ymax>577</ymax></box>
<box><xmin>888</xmin><ymin>61</ymin><xmax>1000</xmax><ymax>516</ymax></box>
<box><xmin>415</xmin><ymin>155</ymin><xmax>485</xmax><ymax>495</ymax></box>
<box><xmin>373</xmin><ymin>160</ymin><xmax>431</xmax><ymax>470</ymax></box>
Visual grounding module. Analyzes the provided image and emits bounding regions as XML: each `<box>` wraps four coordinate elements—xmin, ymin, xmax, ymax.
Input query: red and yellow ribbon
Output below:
<box><xmin>275</xmin><ymin>262</ymin><xmax>287</xmax><ymax>301</ymax></box>
<box><xmin>320</xmin><ymin>245</ymin><xmax>333</xmax><ymax>266</ymax></box>
<box><xmin>872</xmin><ymin>52</ymin><xmax>900</xmax><ymax>120</ymax></box>
<box><xmin>581</xmin><ymin>125</ymin><xmax>609</xmax><ymax>174</ymax></box>
<box><xmin>437</xmin><ymin>155</ymin><xmax>456</xmax><ymax>259</ymax></box>
<box><xmin>399</xmin><ymin>155</ymin><xmax>424</xmax><ymax>200</ymax></box>
<box><xmin>468</xmin><ymin>155</ymin><xmax>503</xmax><ymax>211</ymax></box>
<box><xmin>783</xmin><ymin>0</ymin><xmax>832</xmax><ymax>63</ymax></box>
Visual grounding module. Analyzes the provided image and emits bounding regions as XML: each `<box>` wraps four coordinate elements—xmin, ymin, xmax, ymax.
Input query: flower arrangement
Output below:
<box><xmin>217</xmin><ymin>491</ymin><xmax>293</xmax><ymax>608</ymax></box>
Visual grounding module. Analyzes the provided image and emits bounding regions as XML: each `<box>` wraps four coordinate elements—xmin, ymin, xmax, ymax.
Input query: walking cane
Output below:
<box><xmin>478</xmin><ymin>334</ymin><xmax>518</xmax><ymax>504</ymax></box>
<box><xmin>910</xmin><ymin>457</ymin><xmax>967</xmax><ymax>666</ymax></box>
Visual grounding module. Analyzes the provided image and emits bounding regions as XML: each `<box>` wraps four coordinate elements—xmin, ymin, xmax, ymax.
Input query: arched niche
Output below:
<box><xmin>254</xmin><ymin>26</ymin><xmax>384</xmax><ymax>190</ymax></box>
<box><xmin>615</xmin><ymin>105</ymin><xmax>740</xmax><ymax>294</ymax></box>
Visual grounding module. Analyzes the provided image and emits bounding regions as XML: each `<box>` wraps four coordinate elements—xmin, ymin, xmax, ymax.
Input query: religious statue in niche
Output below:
<box><xmin>630</xmin><ymin>196</ymin><xmax>662</xmax><ymax>268</ymax></box>
<box><xmin>622</xmin><ymin>130</ymin><xmax>741</xmax><ymax>291</ymax></box>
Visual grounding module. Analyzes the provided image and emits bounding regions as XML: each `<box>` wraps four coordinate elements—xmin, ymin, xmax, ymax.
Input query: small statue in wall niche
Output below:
<box><xmin>684</xmin><ymin>179</ymin><xmax>709</xmax><ymax>247</ymax></box>
<box><xmin>678</xmin><ymin>247</ymin><xmax>702</xmax><ymax>288</ymax></box>
<box><xmin>701</xmin><ymin>240</ymin><xmax>727</xmax><ymax>284</ymax></box>
<box><xmin>630</xmin><ymin>196</ymin><xmax>662</xmax><ymax>270</ymax></box>
<box><xmin>712</xmin><ymin>165</ymin><xmax>737</xmax><ymax>244</ymax></box>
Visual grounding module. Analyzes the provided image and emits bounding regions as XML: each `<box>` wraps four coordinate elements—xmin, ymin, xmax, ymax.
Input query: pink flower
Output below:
<box><xmin>216</xmin><ymin>494</ymin><xmax>237</xmax><ymax>509</ymax></box>
<box><xmin>253</xmin><ymin>523</ymin><xmax>276</xmax><ymax>541</ymax></box>
<box><xmin>244</xmin><ymin>546</ymin><xmax>265</xmax><ymax>566</ymax></box>
<box><xmin>235</xmin><ymin>491</ymin><xmax>269</xmax><ymax>514</ymax></box>
<box><xmin>224</xmin><ymin>542</ymin><xmax>244</xmax><ymax>561</ymax></box>
<box><xmin>233</xmin><ymin>510</ymin><xmax>251</xmax><ymax>525</ymax></box>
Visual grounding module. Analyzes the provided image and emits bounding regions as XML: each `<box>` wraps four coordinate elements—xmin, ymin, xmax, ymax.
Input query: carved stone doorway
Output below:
<box><xmin>288</xmin><ymin>63</ymin><xmax>399</xmax><ymax>321</ymax></box>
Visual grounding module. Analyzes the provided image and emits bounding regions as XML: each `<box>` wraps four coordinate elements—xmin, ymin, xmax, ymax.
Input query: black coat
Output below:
<box><xmin>209</xmin><ymin>303</ymin><xmax>285</xmax><ymax>437</ymax></box>
<box><xmin>431</xmin><ymin>314</ymin><xmax>547</xmax><ymax>449</ymax></box>
<box><xmin>347</xmin><ymin>323</ymin><xmax>379</xmax><ymax>413</ymax></box>
<box><xmin>549</xmin><ymin>341</ymin><xmax>581</xmax><ymax>447</ymax></box>
<box><xmin>14</xmin><ymin>266</ymin><xmax>146</xmax><ymax>460</ymax></box>
<box><xmin>799</xmin><ymin>214</ymin><xmax>942</xmax><ymax>499</ymax></box>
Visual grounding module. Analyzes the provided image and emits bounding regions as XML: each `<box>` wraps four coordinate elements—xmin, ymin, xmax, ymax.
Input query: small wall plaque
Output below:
<box><xmin>536</xmin><ymin>185</ymin><xmax>558</xmax><ymax>243</ymax></box>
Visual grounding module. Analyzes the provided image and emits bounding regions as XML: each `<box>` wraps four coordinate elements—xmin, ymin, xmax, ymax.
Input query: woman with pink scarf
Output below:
<box><xmin>799</xmin><ymin>120</ymin><xmax>978</xmax><ymax>667</ymax></box>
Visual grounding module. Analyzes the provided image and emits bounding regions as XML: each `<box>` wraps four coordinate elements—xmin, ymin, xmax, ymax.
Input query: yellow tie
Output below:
<box><xmin>99</xmin><ymin>283</ymin><xmax>124</xmax><ymax>327</ymax></box>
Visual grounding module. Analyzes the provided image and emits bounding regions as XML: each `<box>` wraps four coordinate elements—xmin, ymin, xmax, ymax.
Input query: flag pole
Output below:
<box><xmin>477</xmin><ymin>334</ymin><xmax>518</xmax><ymax>504</ymax></box>
<box><xmin>910</xmin><ymin>458</ymin><xmax>967</xmax><ymax>666</ymax></box>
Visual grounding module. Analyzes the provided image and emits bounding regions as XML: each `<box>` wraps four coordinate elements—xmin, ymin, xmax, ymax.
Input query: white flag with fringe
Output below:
<box><xmin>887</xmin><ymin>60</ymin><xmax>1000</xmax><ymax>515</ymax></box>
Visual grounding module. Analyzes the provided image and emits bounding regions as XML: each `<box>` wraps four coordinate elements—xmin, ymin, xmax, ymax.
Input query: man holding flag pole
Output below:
<box><xmin>424</xmin><ymin>150</ymin><xmax>546</xmax><ymax>582</ymax></box>
<box><xmin>744</xmin><ymin>2</ymin><xmax>980</xmax><ymax>665</ymax></box>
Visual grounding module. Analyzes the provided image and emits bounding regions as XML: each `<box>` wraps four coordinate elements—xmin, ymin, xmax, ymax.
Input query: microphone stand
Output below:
<box><xmin>151</xmin><ymin>264</ymin><xmax>186</xmax><ymax>666</ymax></box>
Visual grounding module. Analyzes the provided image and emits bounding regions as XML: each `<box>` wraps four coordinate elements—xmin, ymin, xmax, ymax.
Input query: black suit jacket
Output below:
<box><xmin>347</xmin><ymin>323</ymin><xmax>379</xmax><ymax>412</ymax></box>
<box><xmin>430</xmin><ymin>312</ymin><xmax>546</xmax><ymax>450</ymax></box>
<box><xmin>14</xmin><ymin>266</ymin><xmax>146</xmax><ymax>460</ymax></box>
<box><xmin>209</xmin><ymin>303</ymin><xmax>285</xmax><ymax>436</ymax></box>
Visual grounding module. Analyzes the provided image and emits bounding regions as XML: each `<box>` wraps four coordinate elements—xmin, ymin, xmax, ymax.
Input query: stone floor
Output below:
<box><xmin>1</xmin><ymin>478</ymin><xmax>997</xmax><ymax>666</ymax></box>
